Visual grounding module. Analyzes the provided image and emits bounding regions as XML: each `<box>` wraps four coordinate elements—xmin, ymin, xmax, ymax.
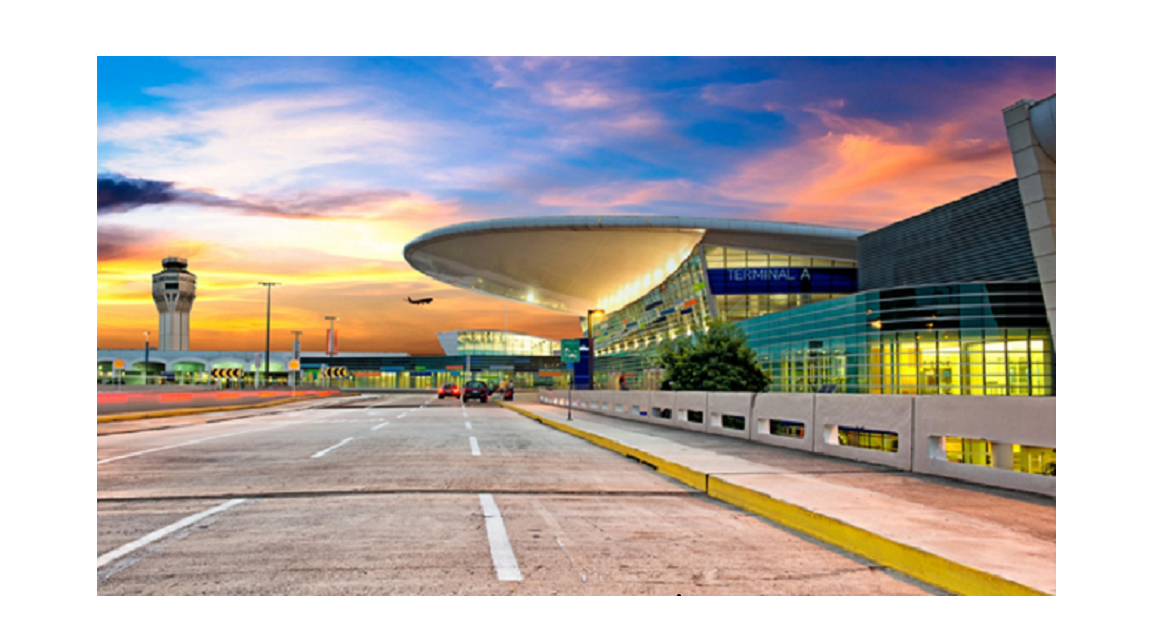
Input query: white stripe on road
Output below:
<box><xmin>465</xmin><ymin>421</ymin><xmax>473</xmax><ymax>430</ymax></box>
<box><xmin>97</xmin><ymin>498</ymin><xmax>248</xmax><ymax>569</ymax></box>
<box><xmin>397</xmin><ymin>412</ymin><xmax>409</xmax><ymax>419</ymax></box>
<box><xmin>469</xmin><ymin>436</ymin><xmax>481</xmax><ymax>456</ymax></box>
<box><xmin>97</xmin><ymin>424</ymin><xmax>287</xmax><ymax>466</ymax></box>
<box><xmin>311</xmin><ymin>437</ymin><xmax>354</xmax><ymax>458</ymax></box>
<box><xmin>479</xmin><ymin>494</ymin><xmax>522</xmax><ymax>581</ymax></box>
<box><xmin>370</xmin><ymin>422</ymin><xmax>390</xmax><ymax>431</ymax></box>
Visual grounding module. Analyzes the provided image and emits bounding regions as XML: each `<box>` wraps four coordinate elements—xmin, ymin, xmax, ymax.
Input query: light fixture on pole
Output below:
<box><xmin>259</xmin><ymin>282</ymin><xmax>281</xmax><ymax>389</ymax></box>
<box><xmin>587</xmin><ymin>309</ymin><xmax>604</xmax><ymax>390</ymax></box>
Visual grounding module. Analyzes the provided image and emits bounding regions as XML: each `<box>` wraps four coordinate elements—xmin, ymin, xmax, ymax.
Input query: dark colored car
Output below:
<box><xmin>438</xmin><ymin>382</ymin><xmax>460</xmax><ymax>399</ymax></box>
<box><xmin>462</xmin><ymin>380</ymin><xmax>489</xmax><ymax>403</ymax></box>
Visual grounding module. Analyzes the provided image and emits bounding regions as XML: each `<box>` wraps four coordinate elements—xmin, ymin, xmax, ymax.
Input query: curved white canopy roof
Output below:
<box><xmin>405</xmin><ymin>216</ymin><xmax>864</xmax><ymax>315</ymax></box>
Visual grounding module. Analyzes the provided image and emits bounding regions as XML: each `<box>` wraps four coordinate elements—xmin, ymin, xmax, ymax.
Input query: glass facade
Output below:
<box><xmin>738</xmin><ymin>282</ymin><xmax>1054</xmax><ymax>396</ymax></box>
<box><xmin>454</xmin><ymin>330</ymin><xmax>560</xmax><ymax>356</ymax></box>
<box><xmin>591</xmin><ymin>249</ymin><xmax>713</xmax><ymax>359</ymax></box>
<box><xmin>703</xmin><ymin>246</ymin><xmax>857</xmax><ymax>322</ymax></box>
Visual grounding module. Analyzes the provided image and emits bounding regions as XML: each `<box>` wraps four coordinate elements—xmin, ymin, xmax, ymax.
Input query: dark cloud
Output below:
<box><xmin>97</xmin><ymin>172</ymin><xmax>409</xmax><ymax>219</ymax></box>
<box><xmin>98</xmin><ymin>173</ymin><xmax>178</xmax><ymax>213</ymax></box>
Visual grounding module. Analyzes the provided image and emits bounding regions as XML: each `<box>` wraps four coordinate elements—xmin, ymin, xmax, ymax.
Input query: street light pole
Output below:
<box><xmin>587</xmin><ymin>309</ymin><xmax>604</xmax><ymax>390</ymax></box>
<box><xmin>144</xmin><ymin>331</ymin><xmax>150</xmax><ymax>386</ymax></box>
<box><xmin>325</xmin><ymin>315</ymin><xmax>339</xmax><ymax>389</ymax></box>
<box><xmin>291</xmin><ymin>330</ymin><xmax>303</xmax><ymax>390</ymax></box>
<box><xmin>259</xmin><ymin>282</ymin><xmax>281</xmax><ymax>389</ymax></box>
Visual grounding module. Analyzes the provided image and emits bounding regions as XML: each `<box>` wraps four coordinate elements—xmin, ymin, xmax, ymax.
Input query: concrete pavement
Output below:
<box><xmin>500</xmin><ymin>398</ymin><xmax>1056</xmax><ymax>596</ymax></box>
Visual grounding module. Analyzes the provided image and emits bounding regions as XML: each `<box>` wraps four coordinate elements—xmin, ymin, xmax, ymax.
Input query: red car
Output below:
<box><xmin>438</xmin><ymin>382</ymin><xmax>461</xmax><ymax>399</ymax></box>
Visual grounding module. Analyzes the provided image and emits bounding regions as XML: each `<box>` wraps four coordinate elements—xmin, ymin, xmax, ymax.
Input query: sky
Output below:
<box><xmin>97</xmin><ymin>56</ymin><xmax>1056</xmax><ymax>355</ymax></box>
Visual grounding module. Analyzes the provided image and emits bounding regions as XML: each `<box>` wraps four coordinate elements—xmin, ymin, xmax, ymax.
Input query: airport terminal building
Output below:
<box><xmin>405</xmin><ymin>182</ymin><xmax>1053</xmax><ymax>397</ymax></box>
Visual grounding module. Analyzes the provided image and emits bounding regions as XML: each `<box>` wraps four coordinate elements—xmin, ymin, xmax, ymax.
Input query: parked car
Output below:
<box><xmin>462</xmin><ymin>380</ymin><xmax>489</xmax><ymax>403</ymax></box>
<box><xmin>438</xmin><ymin>382</ymin><xmax>461</xmax><ymax>399</ymax></box>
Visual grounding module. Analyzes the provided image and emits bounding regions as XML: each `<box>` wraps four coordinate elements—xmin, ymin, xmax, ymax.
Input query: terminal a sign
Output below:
<box><xmin>707</xmin><ymin>267</ymin><xmax>857</xmax><ymax>296</ymax></box>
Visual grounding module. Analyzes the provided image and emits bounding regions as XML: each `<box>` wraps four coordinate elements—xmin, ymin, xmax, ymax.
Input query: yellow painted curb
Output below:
<box><xmin>97</xmin><ymin>394</ymin><xmax>340</xmax><ymax>424</ymax></box>
<box><xmin>498</xmin><ymin>401</ymin><xmax>1048</xmax><ymax>596</ymax></box>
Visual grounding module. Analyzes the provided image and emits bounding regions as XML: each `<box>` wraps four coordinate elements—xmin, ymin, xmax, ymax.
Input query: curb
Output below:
<box><xmin>497</xmin><ymin>400</ymin><xmax>1048</xmax><ymax>596</ymax></box>
<box><xmin>97</xmin><ymin>394</ymin><xmax>343</xmax><ymax>424</ymax></box>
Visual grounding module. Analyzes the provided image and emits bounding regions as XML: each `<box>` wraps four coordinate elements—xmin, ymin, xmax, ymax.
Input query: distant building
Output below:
<box><xmin>152</xmin><ymin>257</ymin><xmax>196</xmax><ymax>351</ymax></box>
<box><xmin>438</xmin><ymin>330</ymin><xmax>560</xmax><ymax>357</ymax></box>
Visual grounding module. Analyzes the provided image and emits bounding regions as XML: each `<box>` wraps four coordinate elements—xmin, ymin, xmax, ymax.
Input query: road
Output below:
<box><xmin>97</xmin><ymin>393</ymin><xmax>941</xmax><ymax>595</ymax></box>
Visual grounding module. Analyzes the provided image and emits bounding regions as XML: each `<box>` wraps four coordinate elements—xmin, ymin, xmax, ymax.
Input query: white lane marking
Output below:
<box><xmin>97</xmin><ymin>424</ymin><xmax>287</xmax><ymax>466</ymax></box>
<box><xmin>479</xmin><ymin>494</ymin><xmax>522</xmax><ymax>581</ymax></box>
<box><xmin>370</xmin><ymin>422</ymin><xmax>390</xmax><ymax>431</ymax></box>
<box><xmin>97</xmin><ymin>498</ymin><xmax>248</xmax><ymax>569</ymax></box>
<box><xmin>556</xmin><ymin>537</ymin><xmax>587</xmax><ymax>583</ymax></box>
<box><xmin>397</xmin><ymin>412</ymin><xmax>409</xmax><ymax>419</ymax></box>
<box><xmin>469</xmin><ymin>436</ymin><xmax>481</xmax><ymax>456</ymax></box>
<box><xmin>465</xmin><ymin>421</ymin><xmax>473</xmax><ymax>431</ymax></box>
<box><xmin>311</xmin><ymin>437</ymin><xmax>354</xmax><ymax>458</ymax></box>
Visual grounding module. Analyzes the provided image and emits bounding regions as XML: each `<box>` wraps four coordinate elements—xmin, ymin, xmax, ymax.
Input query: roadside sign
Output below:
<box><xmin>113</xmin><ymin>358</ymin><xmax>124</xmax><ymax>370</ymax></box>
<box><xmin>288</xmin><ymin>359</ymin><xmax>300</xmax><ymax>371</ymax></box>
<box><xmin>561</xmin><ymin>339</ymin><xmax>581</xmax><ymax>363</ymax></box>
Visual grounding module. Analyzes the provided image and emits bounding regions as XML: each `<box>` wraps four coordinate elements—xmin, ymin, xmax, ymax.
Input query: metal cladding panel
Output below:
<box><xmin>858</xmin><ymin>180</ymin><xmax>1038</xmax><ymax>290</ymax></box>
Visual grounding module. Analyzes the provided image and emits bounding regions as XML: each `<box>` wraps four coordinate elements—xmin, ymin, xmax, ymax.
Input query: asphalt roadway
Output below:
<box><xmin>96</xmin><ymin>393</ymin><xmax>945</xmax><ymax>595</ymax></box>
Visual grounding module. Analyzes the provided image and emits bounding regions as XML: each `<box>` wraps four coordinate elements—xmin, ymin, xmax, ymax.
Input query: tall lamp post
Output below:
<box><xmin>587</xmin><ymin>309</ymin><xmax>604</xmax><ymax>390</ymax></box>
<box><xmin>325</xmin><ymin>315</ymin><xmax>339</xmax><ymax>389</ymax></box>
<box><xmin>143</xmin><ymin>331</ymin><xmax>150</xmax><ymax>386</ymax></box>
<box><xmin>291</xmin><ymin>330</ymin><xmax>303</xmax><ymax>389</ymax></box>
<box><xmin>259</xmin><ymin>282</ymin><xmax>281</xmax><ymax>389</ymax></box>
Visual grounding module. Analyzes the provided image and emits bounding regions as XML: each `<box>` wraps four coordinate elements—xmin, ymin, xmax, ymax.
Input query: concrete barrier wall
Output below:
<box><xmin>705</xmin><ymin>392</ymin><xmax>755</xmax><ymax>440</ymax></box>
<box><xmin>672</xmin><ymin>392</ymin><xmax>710</xmax><ymax>433</ymax></box>
<box><xmin>591</xmin><ymin>391</ymin><xmax>613</xmax><ymax>414</ymax></box>
<box><xmin>913</xmin><ymin>396</ymin><xmax>1056</xmax><ymax>496</ymax></box>
<box><xmin>648</xmin><ymin>391</ymin><xmax>676</xmax><ymax>425</ymax></box>
<box><xmin>814</xmin><ymin>395</ymin><xmax>914</xmax><ymax>471</ymax></box>
<box><xmin>529</xmin><ymin>389</ymin><xmax>1055</xmax><ymax>496</ymax></box>
<box><xmin>751</xmin><ymin>393</ymin><xmax>816</xmax><ymax>451</ymax></box>
<box><xmin>615</xmin><ymin>391</ymin><xmax>651</xmax><ymax>420</ymax></box>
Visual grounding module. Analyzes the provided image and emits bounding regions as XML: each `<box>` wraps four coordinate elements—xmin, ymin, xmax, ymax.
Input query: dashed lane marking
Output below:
<box><xmin>479</xmin><ymin>493</ymin><xmax>522</xmax><ymax>581</ymax></box>
<box><xmin>311</xmin><ymin>437</ymin><xmax>354</xmax><ymax>459</ymax></box>
<box><xmin>97</xmin><ymin>498</ymin><xmax>249</xmax><ymax>569</ymax></box>
<box><xmin>98</xmin><ymin>424</ymin><xmax>289</xmax><ymax>466</ymax></box>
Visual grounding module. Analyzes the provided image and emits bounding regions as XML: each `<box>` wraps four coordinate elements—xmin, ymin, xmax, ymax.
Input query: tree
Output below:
<box><xmin>656</xmin><ymin>320</ymin><xmax>770</xmax><ymax>392</ymax></box>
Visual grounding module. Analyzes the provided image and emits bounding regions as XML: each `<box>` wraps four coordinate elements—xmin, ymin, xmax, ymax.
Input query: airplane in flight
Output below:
<box><xmin>407</xmin><ymin>297</ymin><xmax>433</xmax><ymax>305</ymax></box>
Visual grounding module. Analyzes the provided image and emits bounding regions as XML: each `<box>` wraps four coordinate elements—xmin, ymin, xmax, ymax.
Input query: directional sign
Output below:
<box><xmin>212</xmin><ymin>368</ymin><xmax>244</xmax><ymax>379</ymax></box>
<box><xmin>321</xmin><ymin>367</ymin><xmax>348</xmax><ymax>377</ymax></box>
<box><xmin>561</xmin><ymin>339</ymin><xmax>582</xmax><ymax>363</ymax></box>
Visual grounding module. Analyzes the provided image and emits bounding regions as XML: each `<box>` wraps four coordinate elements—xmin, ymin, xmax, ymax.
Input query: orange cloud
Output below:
<box><xmin>719</xmin><ymin>109</ymin><xmax>1016</xmax><ymax>229</ymax></box>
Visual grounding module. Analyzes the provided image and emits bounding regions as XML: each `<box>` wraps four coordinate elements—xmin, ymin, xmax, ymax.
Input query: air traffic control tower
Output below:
<box><xmin>152</xmin><ymin>257</ymin><xmax>197</xmax><ymax>351</ymax></box>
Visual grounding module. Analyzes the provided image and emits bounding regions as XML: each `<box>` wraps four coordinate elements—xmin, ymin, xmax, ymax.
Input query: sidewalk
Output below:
<box><xmin>500</xmin><ymin>399</ymin><xmax>1055</xmax><ymax>596</ymax></box>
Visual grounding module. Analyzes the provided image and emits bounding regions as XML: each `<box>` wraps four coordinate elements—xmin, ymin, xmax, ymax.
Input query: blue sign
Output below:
<box><xmin>707</xmin><ymin>267</ymin><xmax>857</xmax><ymax>296</ymax></box>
